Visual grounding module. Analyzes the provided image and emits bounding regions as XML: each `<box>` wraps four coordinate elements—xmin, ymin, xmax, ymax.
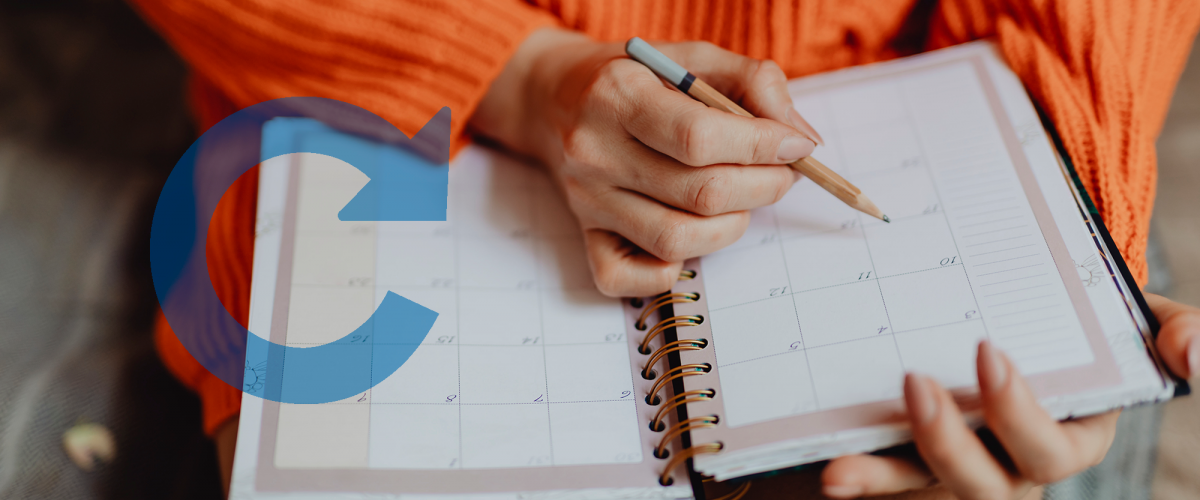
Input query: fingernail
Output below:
<box><xmin>822</xmin><ymin>484</ymin><xmax>865</xmax><ymax>498</ymax></box>
<box><xmin>1188</xmin><ymin>336</ymin><xmax>1200</xmax><ymax>380</ymax></box>
<box><xmin>905</xmin><ymin>373</ymin><xmax>939</xmax><ymax>426</ymax></box>
<box><xmin>978</xmin><ymin>340</ymin><xmax>1009</xmax><ymax>393</ymax></box>
<box><xmin>776</xmin><ymin>135</ymin><xmax>814</xmax><ymax>163</ymax></box>
<box><xmin>787</xmin><ymin>108</ymin><xmax>825</xmax><ymax>146</ymax></box>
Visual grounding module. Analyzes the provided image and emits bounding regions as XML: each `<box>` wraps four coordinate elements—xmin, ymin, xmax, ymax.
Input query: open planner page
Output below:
<box><xmin>228</xmin><ymin>122</ymin><xmax>691</xmax><ymax>499</ymax></box>
<box><xmin>669</xmin><ymin>42</ymin><xmax>1176</xmax><ymax>480</ymax></box>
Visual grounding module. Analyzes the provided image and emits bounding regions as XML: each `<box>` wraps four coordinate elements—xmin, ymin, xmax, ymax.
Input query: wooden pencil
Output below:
<box><xmin>625</xmin><ymin>37</ymin><xmax>889</xmax><ymax>223</ymax></box>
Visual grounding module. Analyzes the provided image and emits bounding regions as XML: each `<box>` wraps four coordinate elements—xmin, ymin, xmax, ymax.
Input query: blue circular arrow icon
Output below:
<box><xmin>150</xmin><ymin>97</ymin><xmax>450</xmax><ymax>404</ymax></box>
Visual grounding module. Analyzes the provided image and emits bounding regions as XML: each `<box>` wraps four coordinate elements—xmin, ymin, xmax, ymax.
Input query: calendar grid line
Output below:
<box><xmin>975</xmin><ymin>254</ymin><xmax>1039</xmax><ymax>266</ymax></box>
<box><xmin>838</xmin><ymin>120</ymin><xmax>904</xmax><ymax>373</ymax></box>
<box><xmin>992</xmin><ymin>303</ymin><xmax>1060</xmax><ymax>318</ymax></box>
<box><xmin>965</xmin><ymin>235</ymin><xmax>1031</xmax><ymax>247</ymax></box>
<box><xmin>707</xmin><ymin>262</ymin><xmax>970</xmax><ymax>313</ymax></box>
<box><xmin>452</xmin><ymin>185</ymin><xmax>464</xmax><ymax>469</ymax></box>
<box><xmin>774</xmin><ymin>123</ymin><xmax>820</xmax><ymax>408</ymax></box>
<box><xmin>977</xmin><ymin>263</ymin><xmax>1044</xmax><ymax>277</ymax></box>
<box><xmin>955</xmin><ymin>197</ymin><xmax>1018</xmax><ymax>211</ymax></box>
<box><xmin>281</xmin><ymin>341</ymin><xmax>635</xmax><ymax>347</ymax></box>
<box><xmin>365</xmin><ymin>216</ymin><xmax>380</xmax><ymax>457</ymax></box>
<box><xmin>969</xmin><ymin>244</ymin><xmax>1035</xmax><ymax>257</ymax></box>
<box><xmin>529</xmin><ymin>183</ymin><xmax>557</xmax><ymax>467</ymax></box>
<box><xmin>983</xmin><ymin>284</ymin><xmax>1050</xmax><ymax>297</ymax></box>
<box><xmin>979</xmin><ymin>273</ymin><xmax>1048</xmax><ymax>287</ymax></box>
<box><xmin>990</xmin><ymin>294</ymin><xmax>1056</xmax><ymax>307</ymax></box>
<box><xmin>958</xmin><ymin>206</ymin><xmax>1020</xmax><ymax>218</ymax></box>
<box><xmin>301</xmin><ymin>399</ymin><xmax>641</xmax><ymax>406</ymax></box>
<box><xmin>716</xmin><ymin>316</ymin><xmax>988</xmax><ymax>369</ymax></box>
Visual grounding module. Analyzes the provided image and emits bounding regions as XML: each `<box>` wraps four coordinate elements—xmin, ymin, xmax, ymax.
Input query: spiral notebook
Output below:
<box><xmin>655</xmin><ymin>42</ymin><xmax>1184</xmax><ymax>482</ymax></box>
<box><xmin>229</xmin><ymin>41</ymin><xmax>1182</xmax><ymax>499</ymax></box>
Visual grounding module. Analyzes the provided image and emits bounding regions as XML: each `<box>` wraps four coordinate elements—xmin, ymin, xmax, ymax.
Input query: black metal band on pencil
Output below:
<box><xmin>677</xmin><ymin>72</ymin><xmax>696</xmax><ymax>93</ymax></box>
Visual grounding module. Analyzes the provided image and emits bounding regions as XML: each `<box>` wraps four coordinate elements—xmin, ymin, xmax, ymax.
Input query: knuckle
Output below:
<box><xmin>592</xmin><ymin>263</ymin><xmax>622</xmax><ymax>297</ymax></box>
<box><xmin>560</xmin><ymin>130</ymin><xmax>593</xmax><ymax>163</ymax></box>
<box><xmin>678</xmin><ymin>113</ymin><xmax>717</xmax><ymax>165</ymax></box>
<box><xmin>752</xmin><ymin>59</ymin><xmax>786</xmax><ymax>84</ymax></box>
<box><xmin>561</xmin><ymin>175</ymin><xmax>600</xmax><ymax>214</ymax></box>
<box><xmin>588</xmin><ymin>60</ymin><xmax>636</xmax><ymax>107</ymax></box>
<box><xmin>772</xmin><ymin>170</ymin><xmax>794</xmax><ymax>203</ymax></box>
<box><xmin>690</xmin><ymin>40</ymin><xmax>721</xmax><ymax>55</ymax></box>
<box><xmin>689</xmin><ymin>173</ymin><xmax>733</xmax><ymax>215</ymax></box>
<box><xmin>746</xmin><ymin>123</ymin><xmax>770</xmax><ymax>164</ymax></box>
<box><xmin>652</xmin><ymin>218</ymin><xmax>691</xmax><ymax>262</ymax></box>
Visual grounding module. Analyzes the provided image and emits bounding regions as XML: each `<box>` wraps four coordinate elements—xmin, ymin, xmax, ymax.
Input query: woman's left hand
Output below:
<box><xmin>821</xmin><ymin>293</ymin><xmax>1200</xmax><ymax>499</ymax></box>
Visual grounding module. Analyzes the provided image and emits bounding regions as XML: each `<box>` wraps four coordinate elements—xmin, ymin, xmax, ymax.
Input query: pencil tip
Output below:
<box><xmin>882</xmin><ymin>215</ymin><xmax>891</xmax><ymax>223</ymax></box>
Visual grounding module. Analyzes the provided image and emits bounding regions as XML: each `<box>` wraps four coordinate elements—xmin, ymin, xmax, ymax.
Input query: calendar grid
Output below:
<box><xmin>893</xmin><ymin>69</ymin><xmax>991</xmax><ymax>350</ymax></box>
<box><xmin>699</xmin><ymin>60</ymin><xmax>1099</xmax><ymax>428</ymax></box>
<box><xmin>270</xmin><ymin>149</ymin><xmax>645</xmax><ymax>471</ymax></box>
<box><xmin>822</xmin><ymin>95</ymin><xmax>906</xmax><ymax>373</ymax></box>
<box><xmin>769</xmin><ymin>201</ymin><xmax>822</xmax><ymax>410</ymax></box>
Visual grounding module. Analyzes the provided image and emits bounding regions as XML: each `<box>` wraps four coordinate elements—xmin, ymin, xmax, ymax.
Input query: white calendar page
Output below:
<box><xmin>700</xmin><ymin>58</ymin><xmax>1111</xmax><ymax>426</ymax></box>
<box><xmin>669</xmin><ymin>42</ymin><xmax>1173</xmax><ymax>479</ymax></box>
<box><xmin>229</xmin><ymin>125</ymin><xmax>691</xmax><ymax>499</ymax></box>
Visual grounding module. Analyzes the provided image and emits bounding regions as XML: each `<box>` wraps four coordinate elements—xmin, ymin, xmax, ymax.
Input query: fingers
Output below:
<box><xmin>905</xmin><ymin>373</ymin><xmax>1022</xmax><ymax>500</ymax></box>
<box><xmin>976</xmin><ymin>341</ymin><xmax>1118</xmax><ymax>484</ymax></box>
<box><xmin>579</xmin><ymin>188</ymin><xmax>750</xmax><ymax>263</ymax></box>
<box><xmin>658</xmin><ymin>42</ymin><xmax>793</xmax><ymax>120</ymax></box>
<box><xmin>822</xmin><ymin>454</ymin><xmax>934</xmax><ymax>498</ymax></box>
<box><xmin>613</xmin><ymin>59</ymin><xmax>814</xmax><ymax>167</ymax></box>
<box><xmin>658</xmin><ymin>41</ymin><xmax>824</xmax><ymax>145</ymax></box>
<box><xmin>583</xmin><ymin>229</ymin><xmax>682</xmax><ymax>297</ymax></box>
<box><xmin>1145</xmin><ymin>293</ymin><xmax>1200</xmax><ymax>379</ymax></box>
<box><xmin>616</xmin><ymin>144</ymin><xmax>798</xmax><ymax>216</ymax></box>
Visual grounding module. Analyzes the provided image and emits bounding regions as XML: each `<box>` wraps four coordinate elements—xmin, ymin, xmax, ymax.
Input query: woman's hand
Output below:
<box><xmin>821</xmin><ymin>293</ymin><xmax>1200</xmax><ymax>499</ymax></box>
<box><xmin>470</xmin><ymin>29</ymin><xmax>819</xmax><ymax>297</ymax></box>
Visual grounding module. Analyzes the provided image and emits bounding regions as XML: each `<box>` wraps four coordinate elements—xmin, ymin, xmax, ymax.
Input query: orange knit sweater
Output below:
<box><xmin>131</xmin><ymin>0</ymin><xmax>1200</xmax><ymax>435</ymax></box>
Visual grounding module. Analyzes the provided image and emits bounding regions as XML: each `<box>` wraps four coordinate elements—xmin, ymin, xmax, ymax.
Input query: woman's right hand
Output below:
<box><xmin>470</xmin><ymin>29</ymin><xmax>820</xmax><ymax>297</ymax></box>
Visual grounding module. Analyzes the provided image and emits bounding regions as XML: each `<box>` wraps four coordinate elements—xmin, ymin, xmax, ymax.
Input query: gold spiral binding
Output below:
<box><xmin>639</xmin><ymin>268</ymin><xmax>724</xmax><ymax>490</ymax></box>
<box><xmin>655</xmin><ymin>416</ymin><xmax>719</xmax><ymax>458</ymax></box>
<box><xmin>638</xmin><ymin>315</ymin><xmax>703</xmax><ymax>355</ymax></box>
<box><xmin>646</xmin><ymin>363</ymin><xmax>710</xmax><ymax>405</ymax></box>
<box><xmin>650</xmin><ymin>388</ymin><xmax>715</xmax><ymax>432</ymax></box>
<box><xmin>635</xmin><ymin>292</ymin><xmax>700</xmax><ymax>330</ymax></box>
<box><xmin>659</xmin><ymin>442</ymin><xmax>722</xmax><ymax>486</ymax></box>
<box><xmin>710</xmin><ymin>481</ymin><xmax>752</xmax><ymax>500</ymax></box>
<box><xmin>642</xmin><ymin>339</ymin><xmax>707</xmax><ymax>379</ymax></box>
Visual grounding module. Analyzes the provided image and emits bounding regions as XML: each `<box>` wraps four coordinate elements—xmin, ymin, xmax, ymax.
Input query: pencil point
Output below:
<box><xmin>882</xmin><ymin>214</ymin><xmax>891</xmax><ymax>223</ymax></box>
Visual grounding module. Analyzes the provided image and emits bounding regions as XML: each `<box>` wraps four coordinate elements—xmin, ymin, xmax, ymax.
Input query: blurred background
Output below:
<box><xmin>0</xmin><ymin>0</ymin><xmax>1194</xmax><ymax>498</ymax></box>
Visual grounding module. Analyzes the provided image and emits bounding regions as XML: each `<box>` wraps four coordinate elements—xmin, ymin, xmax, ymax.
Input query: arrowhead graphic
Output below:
<box><xmin>151</xmin><ymin>98</ymin><xmax>455</xmax><ymax>404</ymax></box>
<box><xmin>338</xmin><ymin>107</ymin><xmax>450</xmax><ymax>221</ymax></box>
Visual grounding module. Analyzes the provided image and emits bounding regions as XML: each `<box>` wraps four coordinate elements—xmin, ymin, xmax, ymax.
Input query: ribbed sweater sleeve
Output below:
<box><xmin>129</xmin><ymin>0</ymin><xmax>559</xmax><ymax>140</ymax></box>
<box><xmin>928</xmin><ymin>0</ymin><xmax>1200</xmax><ymax>284</ymax></box>
<box><xmin>132</xmin><ymin>0</ymin><xmax>558</xmax><ymax>435</ymax></box>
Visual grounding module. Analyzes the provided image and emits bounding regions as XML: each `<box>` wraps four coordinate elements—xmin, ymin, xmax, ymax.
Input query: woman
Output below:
<box><xmin>130</xmin><ymin>0</ymin><xmax>1200</xmax><ymax>498</ymax></box>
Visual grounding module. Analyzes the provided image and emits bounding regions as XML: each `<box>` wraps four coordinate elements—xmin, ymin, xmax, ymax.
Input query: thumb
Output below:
<box><xmin>1145</xmin><ymin>293</ymin><xmax>1200</xmax><ymax>380</ymax></box>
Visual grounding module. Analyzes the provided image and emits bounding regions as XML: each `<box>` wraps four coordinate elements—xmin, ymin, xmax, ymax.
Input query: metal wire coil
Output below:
<box><xmin>642</xmin><ymin>338</ymin><xmax>707</xmax><ymax>379</ymax></box>
<box><xmin>635</xmin><ymin>292</ymin><xmax>700</xmax><ymax>330</ymax></box>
